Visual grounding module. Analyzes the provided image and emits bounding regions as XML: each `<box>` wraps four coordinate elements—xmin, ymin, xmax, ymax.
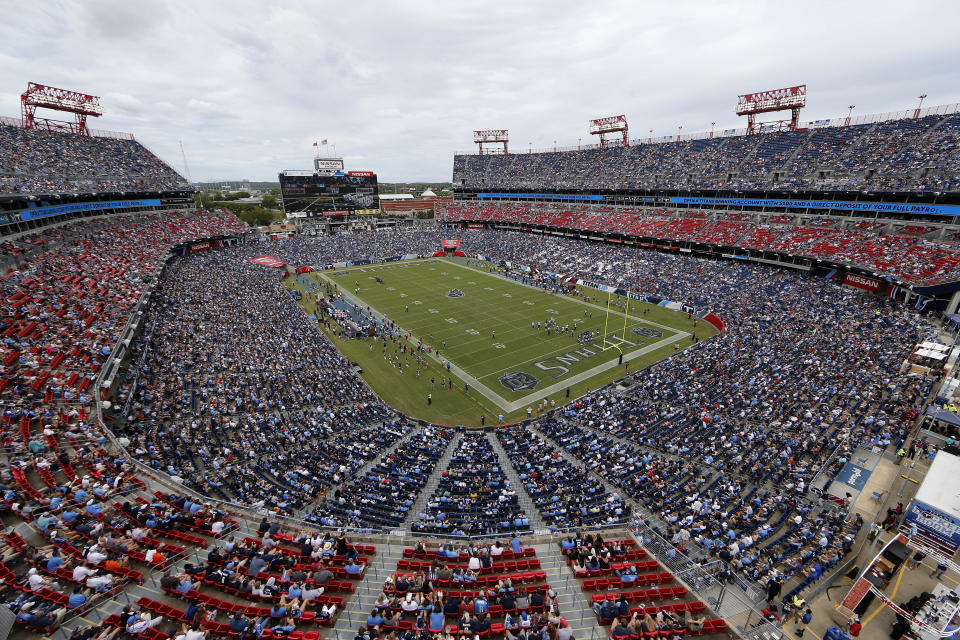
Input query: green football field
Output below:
<box><xmin>287</xmin><ymin>258</ymin><xmax>715</xmax><ymax>426</ymax></box>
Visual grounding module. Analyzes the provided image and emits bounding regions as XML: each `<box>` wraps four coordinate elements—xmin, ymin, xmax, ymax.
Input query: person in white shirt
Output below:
<box><xmin>182</xmin><ymin>625</ymin><xmax>206</xmax><ymax>640</ymax></box>
<box><xmin>87</xmin><ymin>573</ymin><xmax>114</xmax><ymax>590</ymax></box>
<box><xmin>86</xmin><ymin>549</ymin><xmax>108</xmax><ymax>565</ymax></box>
<box><xmin>468</xmin><ymin>555</ymin><xmax>481</xmax><ymax>571</ymax></box>
<box><xmin>27</xmin><ymin>568</ymin><xmax>57</xmax><ymax>592</ymax></box>
<box><xmin>301</xmin><ymin>586</ymin><xmax>324</xmax><ymax>602</ymax></box>
<box><xmin>210</xmin><ymin>520</ymin><xmax>225</xmax><ymax>535</ymax></box>
<box><xmin>401</xmin><ymin>593</ymin><xmax>420</xmax><ymax>613</ymax></box>
<box><xmin>490</xmin><ymin>543</ymin><xmax>504</xmax><ymax>556</ymax></box>
<box><xmin>73</xmin><ymin>564</ymin><xmax>92</xmax><ymax>582</ymax></box>
<box><xmin>126</xmin><ymin>612</ymin><xmax>162</xmax><ymax>635</ymax></box>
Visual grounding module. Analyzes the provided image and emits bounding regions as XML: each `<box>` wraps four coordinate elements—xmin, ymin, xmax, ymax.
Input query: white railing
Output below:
<box><xmin>0</xmin><ymin>113</ymin><xmax>134</xmax><ymax>139</ymax></box>
<box><xmin>454</xmin><ymin>102</ymin><xmax>960</xmax><ymax>155</ymax></box>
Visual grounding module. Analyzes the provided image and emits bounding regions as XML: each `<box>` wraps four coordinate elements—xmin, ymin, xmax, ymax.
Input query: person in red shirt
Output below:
<box><xmin>847</xmin><ymin>615</ymin><xmax>862</xmax><ymax>637</ymax></box>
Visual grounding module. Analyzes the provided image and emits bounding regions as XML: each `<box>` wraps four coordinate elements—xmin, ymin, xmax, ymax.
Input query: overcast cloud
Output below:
<box><xmin>0</xmin><ymin>0</ymin><xmax>958</xmax><ymax>182</ymax></box>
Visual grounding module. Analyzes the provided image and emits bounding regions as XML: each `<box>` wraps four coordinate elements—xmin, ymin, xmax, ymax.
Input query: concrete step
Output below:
<box><xmin>402</xmin><ymin>432</ymin><xmax>463</xmax><ymax>528</ymax></box>
<box><xmin>486</xmin><ymin>431</ymin><xmax>547</xmax><ymax>530</ymax></box>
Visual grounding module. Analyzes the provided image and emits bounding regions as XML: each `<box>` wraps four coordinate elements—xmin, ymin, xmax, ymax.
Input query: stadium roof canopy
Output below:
<box><xmin>378</xmin><ymin>194</ymin><xmax>415</xmax><ymax>200</ymax></box>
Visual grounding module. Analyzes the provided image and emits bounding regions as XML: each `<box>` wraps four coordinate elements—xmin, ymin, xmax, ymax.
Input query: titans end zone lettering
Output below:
<box><xmin>534</xmin><ymin>337</ymin><xmax>638</xmax><ymax>378</ymax></box>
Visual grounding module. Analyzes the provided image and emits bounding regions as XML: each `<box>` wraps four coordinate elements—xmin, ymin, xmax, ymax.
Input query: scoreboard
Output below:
<box><xmin>279</xmin><ymin>170</ymin><xmax>379</xmax><ymax>215</ymax></box>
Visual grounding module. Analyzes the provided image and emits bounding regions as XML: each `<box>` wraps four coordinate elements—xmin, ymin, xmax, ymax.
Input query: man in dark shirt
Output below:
<box><xmin>290</xmin><ymin>568</ymin><xmax>308</xmax><ymax>583</ymax></box>
<box><xmin>443</xmin><ymin>597</ymin><xmax>461</xmax><ymax>615</ymax></box>
<box><xmin>207</xmin><ymin>547</ymin><xmax>224</xmax><ymax>565</ymax></box>
<box><xmin>229</xmin><ymin>613</ymin><xmax>250</xmax><ymax>635</ymax></box>
<box><xmin>473</xmin><ymin>614</ymin><xmax>491</xmax><ymax>634</ymax></box>
<box><xmin>530</xmin><ymin>588</ymin><xmax>545</xmax><ymax>608</ymax></box>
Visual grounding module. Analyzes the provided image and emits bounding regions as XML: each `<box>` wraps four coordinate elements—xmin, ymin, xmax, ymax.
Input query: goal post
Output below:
<box><xmin>601</xmin><ymin>288</ymin><xmax>631</xmax><ymax>354</ymax></box>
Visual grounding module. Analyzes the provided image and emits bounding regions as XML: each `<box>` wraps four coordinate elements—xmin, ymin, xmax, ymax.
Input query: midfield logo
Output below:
<box><xmin>499</xmin><ymin>371</ymin><xmax>539</xmax><ymax>391</ymax></box>
<box><xmin>447</xmin><ymin>289</ymin><xmax>465</xmax><ymax>298</ymax></box>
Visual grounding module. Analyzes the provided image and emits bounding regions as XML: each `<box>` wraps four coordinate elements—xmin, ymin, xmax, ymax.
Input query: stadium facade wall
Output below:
<box><xmin>453</xmin><ymin>189</ymin><xmax>960</xmax><ymax>217</ymax></box>
<box><xmin>0</xmin><ymin>192</ymin><xmax>194</xmax><ymax>237</ymax></box>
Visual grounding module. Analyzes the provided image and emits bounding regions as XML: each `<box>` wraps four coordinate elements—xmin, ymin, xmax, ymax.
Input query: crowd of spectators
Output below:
<box><xmin>453</xmin><ymin>113</ymin><xmax>960</xmax><ymax>192</ymax></box>
<box><xmin>0</xmin><ymin>124</ymin><xmax>189</xmax><ymax>195</ymax></box>
<box><xmin>0</xmin><ymin>125</ymin><xmax>189</xmax><ymax>194</ymax></box>
<box><xmin>0</xmin><ymin>213</ymin><xmax>942</xmax><ymax>627</ymax></box>
<box><xmin>412</xmin><ymin>433</ymin><xmax>528</xmax><ymax>536</ymax></box>
<box><xmin>498</xmin><ymin>427</ymin><xmax>630</xmax><ymax>530</ymax></box>
<box><xmin>438</xmin><ymin>202</ymin><xmax>960</xmax><ymax>285</ymax></box>
<box><xmin>104</xmin><ymin>225</ymin><xmax>932</xmax><ymax>601</ymax></box>
<box><xmin>307</xmin><ymin>426</ymin><xmax>454</xmax><ymax>530</ymax></box>
<box><xmin>0</xmin><ymin>210</ymin><xmax>247</xmax><ymax>414</ymax></box>
<box><xmin>376</xmin><ymin>540</ymin><xmax>564</xmax><ymax>640</ymax></box>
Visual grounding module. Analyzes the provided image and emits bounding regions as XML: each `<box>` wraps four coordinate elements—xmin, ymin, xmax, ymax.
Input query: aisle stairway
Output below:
<box><xmin>326</xmin><ymin>542</ymin><xmax>602</xmax><ymax>640</ymax></box>
<box><xmin>486</xmin><ymin>432</ymin><xmax>547</xmax><ymax>532</ymax></box>
<box><xmin>402</xmin><ymin>432</ymin><xmax>463</xmax><ymax>528</ymax></box>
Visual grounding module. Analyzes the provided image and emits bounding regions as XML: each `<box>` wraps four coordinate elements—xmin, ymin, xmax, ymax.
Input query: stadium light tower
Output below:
<box><xmin>915</xmin><ymin>94</ymin><xmax>928</xmax><ymax>118</ymax></box>
<box><xmin>735</xmin><ymin>85</ymin><xmax>806</xmax><ymax>134</ymax></box>
<box><xmin>846</xmin><ymin>105</ymin><xmax>855</xmax><ymax>126</ymax></box>
<box><xmin>20</xmin><ymin>82</ymin><xmax>104</xmax><ymax>135</ymax></box>
<box><xmin>589</xmin><ymin>115</ymin><xmax>629</xmax><ymax>148</ymax></box>
<box><xmin>710</xmin><ymin>122</ymin><xmax>715</xmax><ymax>138</ymax></box>
<box><xmin>473</xmin><ymin>130</ymin><xmax>509</xmax><ymax>155</ymax></box>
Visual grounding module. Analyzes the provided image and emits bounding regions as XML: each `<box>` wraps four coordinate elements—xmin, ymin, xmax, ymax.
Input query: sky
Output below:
<box><xmin>1</xmin><ymin>0</ymin><xmax>958</xmax><ymax>183</ymax></box>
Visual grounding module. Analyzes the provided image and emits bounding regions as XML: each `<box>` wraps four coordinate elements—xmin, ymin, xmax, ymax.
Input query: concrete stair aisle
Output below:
<box><xmin>533</xmin><ymin>542</ymin><xmax>602</xmax><ymax>640</ymax></box>
<box><xmin>328</xmin><ymin>542</ymin><xmax>407</xmax><ymax>640</ymax></box>
<box><xmin>402</xmin><ymin>432</ymin><xmax>463</xmax><ymax>528</ymax></box>
<box><xmin>485</xmin><ymin>431</ymin><xmax>547</xmax><ymax>532</ymax></box>
<box><xmin>328</xmin><ymin>541</ymin><xmax>603</xmax><ymax>640</ymax></box>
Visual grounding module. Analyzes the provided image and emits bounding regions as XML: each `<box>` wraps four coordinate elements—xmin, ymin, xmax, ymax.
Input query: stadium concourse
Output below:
<box><xmin>0</xmin><ymin>120</ymin><xmax>955</xmax><ymax>640</ymax></box>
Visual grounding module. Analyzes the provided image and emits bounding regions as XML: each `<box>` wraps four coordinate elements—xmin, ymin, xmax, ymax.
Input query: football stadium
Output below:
<box><xmin>1</xmin><ymin>5</ymin><xmax>960</xmax><ymax>640</ymax></box>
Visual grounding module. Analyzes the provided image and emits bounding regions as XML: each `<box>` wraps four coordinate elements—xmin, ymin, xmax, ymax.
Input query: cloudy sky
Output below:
<box><xmin>1</xmin><ymin>0</ymin><xmax>958</xmax><ymax>183</ymax></box>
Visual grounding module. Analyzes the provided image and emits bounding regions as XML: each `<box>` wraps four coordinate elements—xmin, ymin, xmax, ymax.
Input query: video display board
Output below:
<box><xmin>279</xmin><ymin>171</ymin><xmax>378</xmax><ymax>214</ymax></box>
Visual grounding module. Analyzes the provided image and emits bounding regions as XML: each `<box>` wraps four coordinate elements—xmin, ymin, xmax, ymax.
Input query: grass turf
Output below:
<box><xmin>285</xmin><ymin>258</ymin><xmax>715</xmax><ymax>426</ymax></box>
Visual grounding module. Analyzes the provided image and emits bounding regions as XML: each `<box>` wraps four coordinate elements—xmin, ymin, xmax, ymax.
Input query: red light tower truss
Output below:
<box><xmin>21</xmin><ymin>82</ymin><xmax>104</xmax><ymax>136</ymax></box>
<box><xmin>473</xmin><ymin>130</ymin><xmax>509</xmax><ymax>155</ymax></box>
<box><xmin>735</xmin><ymin>85</ymin><xmax>806</xmax><ymax>134</ymax></box>
<box><xmin>590</xmin><ymin>115</ymin><xmax>629</xmax><ymax>148</ymax></box>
